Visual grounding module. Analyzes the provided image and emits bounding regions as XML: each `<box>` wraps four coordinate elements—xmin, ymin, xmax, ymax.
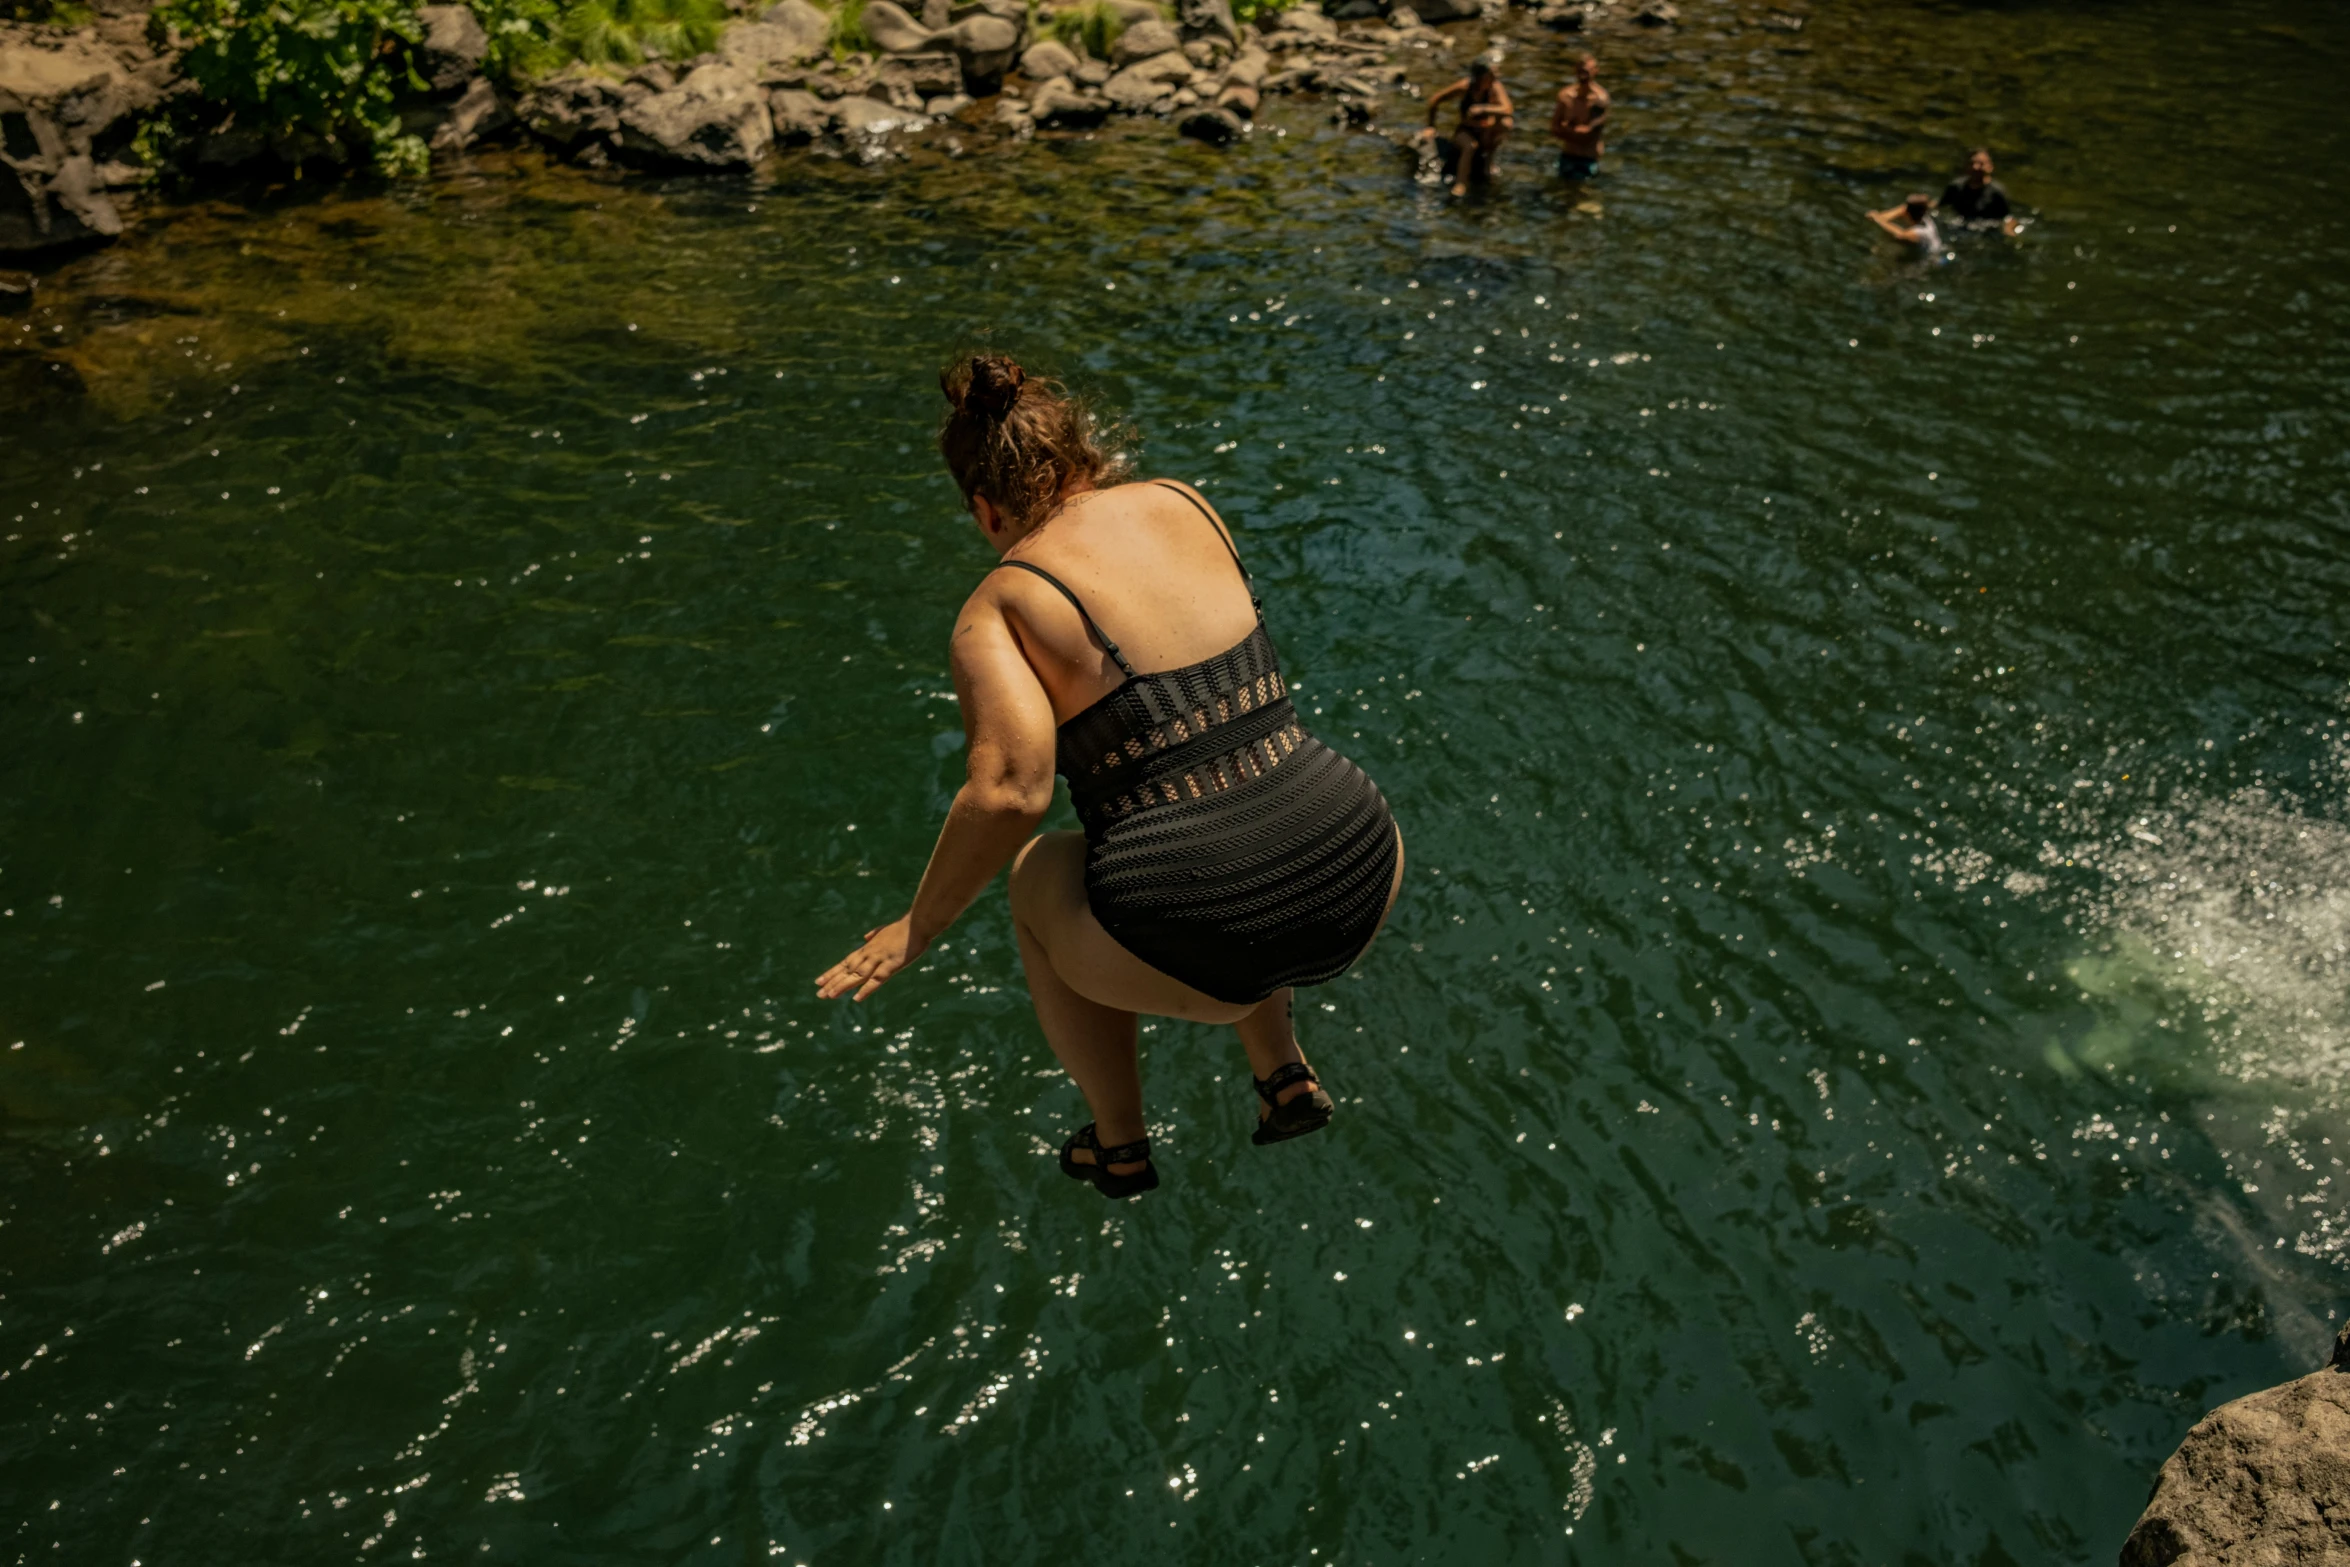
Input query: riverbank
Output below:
<box><xmin>2</xmin><ymin>0</ymin><xmax>1679</xmax><ymax>261</ymax></box>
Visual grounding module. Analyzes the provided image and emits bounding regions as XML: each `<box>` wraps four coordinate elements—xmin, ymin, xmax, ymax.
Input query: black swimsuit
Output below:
<box><xmin>998</xmin><ymin>484</ymin><xmax>1400</xmax><ymax>1006</ymax></box>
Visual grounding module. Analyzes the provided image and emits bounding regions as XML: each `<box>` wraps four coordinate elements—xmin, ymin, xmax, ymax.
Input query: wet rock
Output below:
<box><xmin>1110</xmin><ymin>17</ymin><xmax>1182</xmax><ymax>64</ymax></box>
<box><xmin>860</xmin><ymin>0</ymin><xmax>940</xmax><ymax>53</ymax></box>
<box><xmin>2121</xmin><ymin>1333</ymin><xmax>2350</xmax><ymax>1567</ymax></box>
<box><xmin>1030</xmin><ymin>73</ymin><xmax>1110</xmax><ymax>125</ymax></box>
<box><xmin>947</xmin><ymin>13</ymin><xmax>1021</xmax><ymax>89</ymax></box>
<box><xmin>1634</xmin><ymin>0</ymin><xmax>1678</xmax><ymax>22</ymax></box>
<box><xmin>1178</xmin><ymin>104</ymin><xmax>1244</xmax><ymax>144</ymax></box>
<box><xmin>1537</xmin><ymin>2</ymin><xmax>1586</xmax><ymax>27</ymax></box>
<box><xmin>768</xmin><ymin>86</ymin><xmax>831</xmax><ymax>142</ymax></box>
<box><xmin>874</xmin><ymin>49</ymin><xmax>962</xmax><ymax>100</ymax></box>
<box><xmin>1178</xmin><ymin>0</ymin><xmax>1240</xmax><ymax>44</ymax></box>
<box><xmin>831</xmin><ymin>93</ymin><xmax>921</xmax><ymax>134</ymax></box>
<box><xmin>1216</xmin><ymin>82</ymin><xmax>1258</xmax><ymax>117</ymax></box>
<box><xmin>520</xmin><ymin>67</ymin><xmax>627</xmax><ymax>154</ymax></box>
<box><xmin>415</xmin><ymin>5</ymin><xmax>490</xmax><ymax>93</ymax></box>
<box><xmin>1020</xmin><ymin>38</ymin><xmax>1081</xmax><ymax>79</ymax></box>
<box><xmin>992</xmin><ymin>95</ymin><xmax>1034</xmax><ymax>131</ymax></box>
<box><xmin>409</xmin><ymin>77</ymin><xmax>509</xmax><ymax>152</ymax></box>
<box><xmin>924</xmin><ymin>91</ymin><xmax>972</xmax><ymax>114</ymax></box>
<box><xmin>0</xmin><ymin>27</ymin><xmax>156</xmax><ymax>253</ymax></box>
<box><xmin>615</xmin><ymin>61</ymin><xmax>774</xmax><ymax>168</ymax></box>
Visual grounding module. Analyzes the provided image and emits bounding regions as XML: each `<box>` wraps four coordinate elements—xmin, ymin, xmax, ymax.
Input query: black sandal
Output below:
<box><xmin>1252</xmin><ymin>1061</ymin><xmax>1334</xmax><ymax>1146</ymax></box>
<box><xmin>1058</xmin><ymin>1123</ymin><xmax>1161</xmax><ymax>1200</ymax></box>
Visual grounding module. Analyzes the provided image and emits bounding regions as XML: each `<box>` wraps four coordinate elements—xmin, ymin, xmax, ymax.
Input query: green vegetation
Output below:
<box><xmin>0</xmin><ymin>0</ymin><xmax>95</xmax><ymax>21</ymax></box>
<box><xmin>1040</xmin><ymin>0</ymin><xmax>1125</xmax><ymax>59</ymax></box>
<box><xmin>1230</xmin><ymin>0</ymin><xmax>1290</xmax><ymax>23</ymax></box>
<box><xmin>823</xmin><ymin>0</ymin><xmax>872</xmax><ymax>60</ymax></box>
<box><xmin>152</xmin><ymin>0</ymin><xmax>429</xmax><ymax>173</ymax></box>
<box><xmin>550</xmin><ymin>0</ymin><xmax>728</xmax><ymax>68</ymax></box>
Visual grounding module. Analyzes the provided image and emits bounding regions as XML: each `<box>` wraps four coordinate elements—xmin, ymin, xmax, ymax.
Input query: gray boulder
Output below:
<box><xmin>408</xmin><ymin>75</ymin><xmax>511</xmax><ymax>152</ymax></box>
<box><xmin>615</xmin><ymin>62</ymin><xmax>774</xmax><ymax>167</ymax></box>
<box><xmin>859</xmin><ymin>0</ymin><xmax>940</xmax><ymax>53</ymax></box>
<box><xmin>723</xmin><ymin>6</ymin><xmax>831</xmax><ymax>73</ymax></box>
<box><xmin>1110</xmin><ymin>16</ymin><xmax>1182</xmax><ymax>62</ymax></box>
<box><xmin>874</xmin><ymin>49</ymin><xmax>962</xmax><ymax>99</ymax></box>
<box><xmin>947</xmin><ymin>13</ymin><xmax>1021</xmax><ymax>88</ymax></box>
<box><xmin>0</xmin><ymin>30</ymin><xmax>152</xmax><ymax>254</ymax></box>
<box><xmin>1029</xmin><ymin>74</ymin><xmax>1110</xmax><ymax>125</ymax></box>
<box><xmin>768</xmin><ymin>86</ymin><xmax>832</xmax><ymax>141</ymax></box>
<box><xmin>415</xmin><ymin>4</ymin><xmax>490</xmax><ymax>93</ymax></box>
<box><xmin>1178</xmin><ymin>0</ymin><xmax>1240</xmax><ymax>43</ymax></box>
<box><xmin>2120</xmin><ymin>1329</ymin><xmax>2350</xmax><ymax>1567</ymax></box>
<box><xmin>1178</xmin><ymin>104</ymin><xmax>1243</xmax><ymax>143</ymax></box>
<box><xmin>1020</xmin><ymin>38</ymin><xmax>1080</xmax><ymax>78</ymax></box>
<box><xmin>518</xmin><ymin>67</ymin><xmax>625</xmax><ymax>152</ymax></box>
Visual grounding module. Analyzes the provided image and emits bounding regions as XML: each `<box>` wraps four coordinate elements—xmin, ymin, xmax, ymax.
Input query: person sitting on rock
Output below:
<box><xmin>1550</xmin><ymin>53</ymin><xmax>1608</xmax><ymax>181</ymax></box>
<box><xmin>1938</xmin><ymin>146</ymin><xmax>2021</xmax><ymax>235</ymax></box>
<box><xmin>1868</xmin><ymin>193</ymin><xmax>1944</xmax><ymax>257</ymax></box>
<box><xmin>1418</xmin><ymin>56</ymin><xmax>1514</xmax><ymax>198</ymax></box>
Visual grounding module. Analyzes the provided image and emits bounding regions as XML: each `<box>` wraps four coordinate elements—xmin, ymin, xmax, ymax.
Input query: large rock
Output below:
<box><xmin>2120</xmin><ymin>1328</ymin><xmax>2350</xmax><ymax>1567</ymax></box>
<box><xmin>415</xmin><ymin>5</ymin><xmax>490</xmax><ymax>93</ymax></box>
<box><xmin>831</xmin><ymin>93</ymin><xmax>921</xmax><ymax>134</ymax></box>
<box><xmin>722</xmin><ymin>4</ymin><xmax>831</xmax><ymax>73</ymax></box>
<box><xmin>1178</xmin><ymin>0</ymin><xmax>1239</xmax><ymax>43</ymax></box>
<box><xmin>1100</xmin><ymin>48</ymin><xmax>1191</xmax><ymax>108</ymax></box>
<box><xmin>519</xmin><ymin>67</ymin><xmax>625</xmax><ymax>153</ymax></box>
<box><xmin>874</xmin><ymin>48</ymin><xmax>960</xmax><ymax>105</ymax></box>
<box><xmin>768</xmin><ymin>86</ymin><xmax>832</xmax><ymax>141</ymax></box>
<box><xmin>0</xmin><ymin>29</ymin><xmax>153</xmax><ymax>254</ymax></box>
<box><xmin>1222</xmin><ymin>42</ymin><xmax>1269</xmax><ymax>86</ymax></box>
<box><xmin>1020</xmin><ymin>38</ymin><xmax>1080</xmax><ymax>78</ymax></box>
<box><xmin>405</xmin><ymin>75</ymin><xmax>512</xmax><ymax>152</ymax></box>
<box><xmin>859</xmin><ymin>0</ymin><xmax>940</xmax><ymax>53</ymax></box>
<box><xmin>1262</xmin><ymin>5</ymin><xmax>1335</xmax><ymax>39</ymax></box>
<box><xmin>615</xmin><ymin>62</ymin><xmax>773</xmax><ymax>167</ymax></box>
<box><xmin>1178</xmin><ymin>104</ymin><xmax>1243</xmax><ymax>143</ymax></box>
<box><xmin>947</xmin><ymin>13</ymin><xmax>1020</xmax><ymax>87</ymax></box>
<box><xmin>1110</xmin><ymin>16</ymin><xmax>1181</xmax><ymax>63</ymax></box>
<box><xmin>1029</xmin><ymin>73</ymin><xmax>1109</xmax><ymax>125</ymax></box>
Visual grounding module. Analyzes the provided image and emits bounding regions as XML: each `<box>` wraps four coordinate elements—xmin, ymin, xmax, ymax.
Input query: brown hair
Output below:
<box><xmin>938</xmin><ymin>352</ymin><xmax>1129</xmax><ymax>532</ymax></box>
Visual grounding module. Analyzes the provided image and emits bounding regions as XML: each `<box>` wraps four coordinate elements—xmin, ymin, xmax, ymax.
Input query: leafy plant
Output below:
<box><xmin>0</xmin><ymin>0</ymin><xmax>95</xmax><ymax>22</ymax></box>
<box><xmin>550</xmin><ymin>0</ymin><xmax>728</xmax><ymax>67</ymax></box>
<box><xmin>1229</xmin><ymin>0</ymin><xmax>1289</xmax><ymax>23</ymax></box>
<box><xmin>1041</xmin><ymin>0</ymin><xmax>1123</xmax><ymax>60</ymax></box>
<box><xmin>468</xmin><ymin>0</ymin><xmax>565</xmax><ymax>81</ymax></box>
<box><xmin>823</xmin><ymin>0</ymin><xmax>871</xmax><ymax>59</ymax></box>
<box><xmin>152</xmin><ymin>0</ymin><xmax>425</xmax><ymax>165</ymax></box>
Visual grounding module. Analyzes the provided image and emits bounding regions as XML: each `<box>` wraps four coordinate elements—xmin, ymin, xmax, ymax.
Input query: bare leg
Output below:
<box><xmin>1233</xmin><ymin>990</ymin><xmax>1319</xmax><ymax>1123</ymax></box>
<box><xmin>1009</xmin><ymin>832</ymin><xmax>1253</xmax><ymax>1176</ymax></box>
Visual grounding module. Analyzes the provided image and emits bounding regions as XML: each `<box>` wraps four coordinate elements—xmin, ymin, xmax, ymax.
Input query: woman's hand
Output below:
<box><xmin>817</xmin><ymin>916</ymin><xmax>929</xmax><ymax>1002</ymax></box>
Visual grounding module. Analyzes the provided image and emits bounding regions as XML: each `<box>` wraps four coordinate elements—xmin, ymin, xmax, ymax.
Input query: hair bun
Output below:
<box><xmin>961</xmin><ymin>354</ymin><xmax>1025</xmax><ymax>421</ymax></box>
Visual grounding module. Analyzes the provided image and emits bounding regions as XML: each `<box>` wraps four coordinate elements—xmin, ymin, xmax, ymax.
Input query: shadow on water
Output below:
<box><xmin>4</xmin><ymin>0</ymin><xmax>2350</xmax><ymax>1562</ymax></box>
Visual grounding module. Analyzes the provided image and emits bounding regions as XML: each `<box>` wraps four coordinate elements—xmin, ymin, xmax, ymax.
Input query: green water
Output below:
<box><xmin>7</xmin><ymin>0</ymin><xmax>2350</xmax><ymax>1560</ymax></box>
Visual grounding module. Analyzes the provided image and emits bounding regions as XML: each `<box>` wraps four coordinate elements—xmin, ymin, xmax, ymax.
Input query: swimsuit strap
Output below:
<box><xmin>1152</xmin><ymin>480</ymin><xmax>1263</xmax><ymax>620</ymax></box>
<box><xmin>995</xmin><ymin>558</ymin><xmax>1139</xmax><ymax>680</ymax></box>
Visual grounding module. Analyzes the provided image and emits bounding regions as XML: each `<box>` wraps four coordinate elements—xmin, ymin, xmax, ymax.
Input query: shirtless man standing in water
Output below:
<box><xmin>1550</xmin><ymin>54</ymin><xmax>1608</xmax><ymax>180</ymax></box>
<box><xmin>1419</xmin><ymin>56</ymin><xmax>1514</xmax><ymax>198</ymax></box>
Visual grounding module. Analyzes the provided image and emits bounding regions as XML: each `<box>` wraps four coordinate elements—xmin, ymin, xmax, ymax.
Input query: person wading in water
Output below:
<box><xmin>1418</xmin><ymin>56</ymin><xmax>1514</xmax><ymax>197</ymax></box>
<box><xmin>1549</xmin><ymin>53</ymin><xmax>1608</xmax><ymax>181</ymax></box>
<box><xmin>816</xmin><ymin>354</ymin><xmax>1406</xmax><ymax>1199</ymax></box>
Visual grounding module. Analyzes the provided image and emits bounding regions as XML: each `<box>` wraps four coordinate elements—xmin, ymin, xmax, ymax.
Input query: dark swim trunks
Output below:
<box><xmin>1559</xmin><ymin>153</ymin><xmax>1598</xmax><ymax>180</ymax></box>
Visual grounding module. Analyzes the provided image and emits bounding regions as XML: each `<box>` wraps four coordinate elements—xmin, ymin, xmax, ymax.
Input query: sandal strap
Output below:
<box><xmin>1093</xmin><ymin>1134</ymin><xmax>1152</xmax><ymax>1168</ymax></box>
<box><xmin>1254</xmin><ymin>1061</ymin><xmax>1317</xmax><ymax>1105</ymax></box>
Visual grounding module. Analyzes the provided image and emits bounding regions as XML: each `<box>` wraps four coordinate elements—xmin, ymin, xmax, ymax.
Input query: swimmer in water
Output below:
<box><xmin>816</xmin><ymin>354</ymin><xmax>1406</xmax><ymax>1200</ymax></box>
<box><xmin>1939</xmin><ymin>147</ymin><xmax>2021</xmax><ymax>236</ymax></box>
<box><xmin>1418</xmin><ymin>56</ymin><xmax>1514</xmax><ymax>197</ymax></box>
<box><xmin>1868</xmin><ymin>192</ymin><xmax>1944</xmax><ymax>257</ymax></box>
<box><xmin>1550</xmin><ymin>54</ymin><xmax>1608</xmax><ymax>181</ymax></box>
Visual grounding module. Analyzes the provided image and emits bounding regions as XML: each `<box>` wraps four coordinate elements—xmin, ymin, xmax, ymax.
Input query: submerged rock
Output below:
<box><xmin>2120</xmin><ymin>1324</ymin><xmax>2350</xmax><ymax>1567</ymax></box>
<box><xmin>615</xmin><ymin>62</ymin><xmax>774</xmax><ymax>168</ymax></box>
<box><xmin>1178</xmin><ymin>105</ymin><xmax>1244</xmax><ymax>144</ymax></box>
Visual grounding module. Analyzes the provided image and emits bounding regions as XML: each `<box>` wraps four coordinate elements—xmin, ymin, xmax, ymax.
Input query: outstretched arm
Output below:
<box><xmin>1868</xmin><ymin>206</ymin><xmax>1919</xmax><ymax>241</ymax></box>
<box><xmin>816</xmin><ymin>595</ymin><xmax>1059</xmax><ymax>1001</ymax></box>
<box><xmin>1423</xmin><ymin>78</ymin><xmax>1466</xmax><ymax>128</ymax></box>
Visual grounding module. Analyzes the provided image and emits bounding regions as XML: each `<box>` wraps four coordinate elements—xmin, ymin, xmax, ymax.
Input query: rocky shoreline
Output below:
<box><xmin>0</xmin><ymin>0</ymin><xmax>1680</xmax><ymax>262</ymax></box>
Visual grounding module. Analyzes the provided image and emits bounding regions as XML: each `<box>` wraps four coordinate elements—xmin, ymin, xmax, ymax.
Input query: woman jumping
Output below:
<box><xmin>816</xmin><ymin>354</ymin><xmax>1404</xmax><ymax>1199</ymax></box>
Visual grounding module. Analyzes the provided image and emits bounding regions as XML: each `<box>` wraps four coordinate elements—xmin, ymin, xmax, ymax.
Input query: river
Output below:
<box><xmin>5</xmin><ymin>0</ymin><xmax>2349</xmax><ymax>1559</ymax></box>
